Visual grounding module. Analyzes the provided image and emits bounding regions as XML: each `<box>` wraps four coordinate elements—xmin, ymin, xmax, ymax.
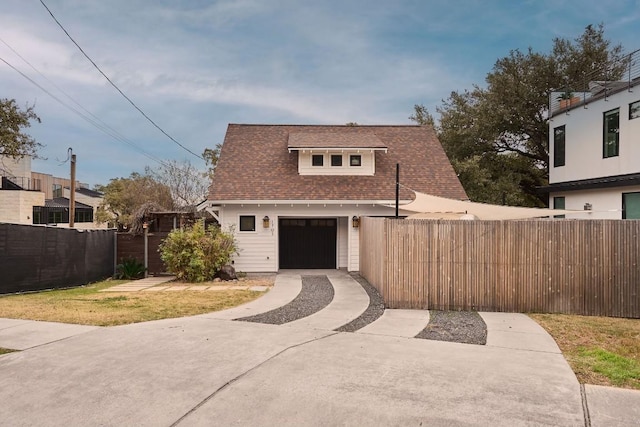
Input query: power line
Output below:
<box><xmin>0</xmin><ymin>54</ymin><xmax>169</xmax><ymax>167</ymax></box>
<box><xmin>39</xmin><ymin>0</ymin><xmax>204</xmax><ymax>161</ymax></box>
<box><xmin>0</xmin><ymin>36</ymin><xmax>168</xmax><ymax>167</ymax></box>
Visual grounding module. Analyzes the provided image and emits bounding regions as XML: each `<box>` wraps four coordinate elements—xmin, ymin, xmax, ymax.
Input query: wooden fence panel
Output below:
<box><xmin>360</xmin><ymin>217</ymin><xmax>640</xmax><ymax>318</ymax></box>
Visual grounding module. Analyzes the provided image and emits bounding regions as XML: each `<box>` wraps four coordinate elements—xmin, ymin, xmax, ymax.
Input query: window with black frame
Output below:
<box><xmin>603</xmin><ymin>108</ymin><xmax>619</xmax><ymax>158</ymax></box>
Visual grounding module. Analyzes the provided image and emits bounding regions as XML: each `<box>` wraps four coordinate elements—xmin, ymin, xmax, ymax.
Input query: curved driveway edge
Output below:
<box><xmin>197</xmin><ymin>271</ymin><xmax>302</xmax><ymax>320</ymax></box>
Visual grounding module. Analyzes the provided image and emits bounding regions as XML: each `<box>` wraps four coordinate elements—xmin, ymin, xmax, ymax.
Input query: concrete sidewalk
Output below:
<box><xmin>1</xmin><ymin>269</ymin><xmax>639</xmax><ymax>425</ymax></box>
<box><xmin>100</xmin><ymin>276</ymin><xmax>271</xmax><ymax>293</ymax></box>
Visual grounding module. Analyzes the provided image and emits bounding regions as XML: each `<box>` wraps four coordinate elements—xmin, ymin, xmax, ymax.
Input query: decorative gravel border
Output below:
<box><xmin>235</xmin><ymin>275</ymin><xmax>334</xmax><ymax>325</ymax></box>
<box><xmin>415</xmin><ymin>310</ymin><xmax>487</xmax><ymax>345</ymax></box>
<box><xmin>334</xmin><ymin>273</ymin><xmax>385</xmax><ymax>332</ymax></box>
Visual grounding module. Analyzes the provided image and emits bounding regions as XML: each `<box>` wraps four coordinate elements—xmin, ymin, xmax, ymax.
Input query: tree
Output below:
<box><xmin>0</xmin><ymin>99</ymin><xmax>41</xmax><ymax>158</ymax></box>
<box><xmin>202</xmin><ymin>144</ymin><xmax>222</xmax><ymax>179</ymax></box>
<box><xmin>95</xmin><ymin>172</ymin><xmax>173</xmax><ymax>230</ymax></box>
<box><xmin>411</xmin><ymin>25</ymin><xmax>625</xmax><ymax>206</ymax></box>
<box><xmin>145</xmin><ymin>159</ymin><xmax>209</xmax><ymax>209</ymax></box>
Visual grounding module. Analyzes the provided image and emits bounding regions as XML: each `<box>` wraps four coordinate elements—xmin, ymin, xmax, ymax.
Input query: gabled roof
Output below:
<box><xmin>208</xmin><ymin>124</ymin><xmax>467</xmax><ymax>202</ymax></box>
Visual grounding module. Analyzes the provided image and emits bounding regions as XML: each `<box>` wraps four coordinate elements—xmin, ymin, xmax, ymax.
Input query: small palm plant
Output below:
<box><xmin>115</xmin><ymin>257</ymin><xmax>146</xmax><ymax>280</ymax></box>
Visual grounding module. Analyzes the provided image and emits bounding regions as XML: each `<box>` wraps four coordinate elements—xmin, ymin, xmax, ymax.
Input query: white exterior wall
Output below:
<box><xmin>549</xmin><ymin>89</ymin><xmax>640</xmax><ymax>184</ymax></box>
<box><xmin>0</xmin><ymin>190</ymin><xmax>45</xmax><ymax>224</ymax></box>
<box><xmin>297</xmin><ymin>151</ymin><xmax>375</xmax><ymax>175</ymax></box>
<box><xmin>217</xmin><ymin>203</ymin><xmax>402</xmax><ymax>272</ymax></box>
<box><xmin>550</xmin><ymin>185</ymin><xmax>640</xmax><ymax>219</ymax></box>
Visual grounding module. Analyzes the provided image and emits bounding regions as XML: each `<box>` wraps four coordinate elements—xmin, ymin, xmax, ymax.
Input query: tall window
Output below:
<box><xmin>630</xmin><ymin>100</ymin><xmax>640</xmax><ymax>120</ymax></box>
<box><xmin>553</xmin><ymin>125</ymin><xmax>565</xmax><ymax>167</ymax></box>
<box><xmin>603</xmin><ymin>108</ymin><xmax>619</xmax><ymax>158</ymax></box>
<box><xmin>52</xmin><ymin>183</ymin><xmax>62</xmax><ymax>198</ymax></box>
<box><xmin>622</xmin><ymin>192</ymin><xmax>640</xmax><ymax>219</ymax></box>
<box><xmin>553</xmin><ymin>196</ymin><xmax>565</xmax><ymax>219</ymax></box>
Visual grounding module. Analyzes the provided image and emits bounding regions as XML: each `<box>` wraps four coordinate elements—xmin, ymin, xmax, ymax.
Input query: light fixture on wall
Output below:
<box><xmin>584</xmin><ymin>203</ymin><xmax>592</xmax><ymax>211</ymax></box>
<box><xmin>262</xmin><ymin>216</ymin><xmax>270</xmax><ymax>228</ymax></box>
<box><xmin>352</xmin><ymin>215</ymin><xmax>360</xmax><ymax>228</ymax></box>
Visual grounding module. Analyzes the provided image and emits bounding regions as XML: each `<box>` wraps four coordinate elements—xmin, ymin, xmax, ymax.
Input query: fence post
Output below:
<box><xmin>144</xmin><ymin>225</ymin><xmax>149</xmax><ymax>278</ymax></box>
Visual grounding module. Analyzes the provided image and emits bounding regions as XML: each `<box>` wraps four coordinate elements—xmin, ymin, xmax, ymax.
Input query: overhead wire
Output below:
<box><xmin>0</xmin><ymin>54</ymin><xmax>170</xmax><ymax>168</ymax></box>
<box><xmin>0</xmin><ymin>37</ymin><xmax>170</xmax><ymax>168</ymax></box>
<box><xmin>38</xmin><ymin>0</ymin><xmax>204</xmax><ymax>161</ymax></box>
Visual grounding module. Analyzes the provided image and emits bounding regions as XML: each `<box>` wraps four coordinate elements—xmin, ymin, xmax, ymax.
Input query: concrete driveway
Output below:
<box><xmin>0</xmin><ymin>270</ymin><xmax>636</xmax><ymax>426</ymax></box>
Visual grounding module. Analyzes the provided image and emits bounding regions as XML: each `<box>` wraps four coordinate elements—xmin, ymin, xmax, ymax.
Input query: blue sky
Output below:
<box><xmin>1</xmin><ymin>0</ymin><xmax>638</xmax><ymax>187</ymax></box>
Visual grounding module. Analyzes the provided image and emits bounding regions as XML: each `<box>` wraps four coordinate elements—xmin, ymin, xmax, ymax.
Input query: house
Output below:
<box><xmin>198</xmin><ymin>124</ymin><xmax>467</xmax><ymax>272</ymax></box>
<box><xmin>0</xmin><ymin>156</ymin><xmax>45</xmax><ymax>224</ymax></box>
<box><xmin>0</xmin><ymin>155</ymin><xmax>106</xmax><ymax>228</ymax></box>
<box><xmin>543</xmin><ymin>49</ymin><xmax>640</xmax><ymax>219</ymax></box>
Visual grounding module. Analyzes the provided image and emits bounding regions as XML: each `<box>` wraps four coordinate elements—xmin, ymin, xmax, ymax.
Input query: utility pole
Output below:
<box><xmin>69</xmin><ymin>151</ymin><xmax>76</xmax><ymax>228</ymax></box>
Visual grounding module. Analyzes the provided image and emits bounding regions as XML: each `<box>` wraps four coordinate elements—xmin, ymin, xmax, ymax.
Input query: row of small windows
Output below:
<box><xmin>554</xmin><ymin>100</ymin><xmax>640</xmax><ymax>168</ymax></box>
<box><xmin>312</xmin><ymin>154</ymin><xmax>361</xmax><ymax>167</ymax></box>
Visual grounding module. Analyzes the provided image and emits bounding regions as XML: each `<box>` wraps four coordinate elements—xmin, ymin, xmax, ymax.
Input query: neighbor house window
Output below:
<box><xmin>553</xmin><ymin>125</ymin><xmax>565</xmax><ymax>167</ymax></box>
<box><xmin>622</xmin><ymin>192</ymin><xmax>640</xmax><ymax>219</ymax></box>
<box><xmin>239</xmin><ymin>215</ymin><xmax>256</xmax><ymax>231</ymax></box>
<box><xmin>630</xmin><ymin>100</ymin><xmax>640</xmax><ymax>120</ymax></box>
<box><xmin>312</xmin><ymin>154</ymin><xmax>323</xmax><ymax>166</ymax></box>
<box><xmin>52</xmin><ymin>183</ymin><xmax>62</xmax><ymax>198</ymax></box>
<box><xmin>350</xmin><ymin>155</ymin><xmax>362</xmax><ymax>166</ymax></box>
<box><xmin>603</xmin><ymin>108</ymin><xmax>619</xmax><ymax>158</ymax></box>
<box><xmin>553</xmin><ymin>196</ymin><xmax>565</xmax><ymax>219</ymax></box>
<box><xmin>331</xmin><ymin>155</ymin><xmax>342</xmax><ymax>166</ymax></box>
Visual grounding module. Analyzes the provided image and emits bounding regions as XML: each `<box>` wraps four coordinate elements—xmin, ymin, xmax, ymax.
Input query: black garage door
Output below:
<box><xmin>279</xmin><ymin>218</ymin><xmax>337</xmax><ymax>269</ymax></box>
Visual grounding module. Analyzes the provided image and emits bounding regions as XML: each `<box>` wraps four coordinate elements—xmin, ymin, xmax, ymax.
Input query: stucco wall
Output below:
<box><xmin>550</xmin><ymin>185</ymin><xmax>640</xmax><ymax>219</ymax></box>
<box><xmin>549</xmin><ymin>89</ymin><xmax>640</xmax><ymax>184</ymax></box>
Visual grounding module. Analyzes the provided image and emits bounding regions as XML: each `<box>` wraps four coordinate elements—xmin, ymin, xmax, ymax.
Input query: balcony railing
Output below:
<box><xmin>549</xmin><ymin>48</ymin><xmax>640</xmax><ymax>116</ymax></box>
<box><xmin>0</xmin><ymin>175</ymin><xmax>41</xmax><ymax>191</ymax></box>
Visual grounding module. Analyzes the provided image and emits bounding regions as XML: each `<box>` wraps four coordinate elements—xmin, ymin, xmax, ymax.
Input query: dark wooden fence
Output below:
<box><xmin>116</xmin><ymin>232</ymin><xmax>168</xmax><ymax>275</ymax></box>
<box><xmin>0</xmin><ymin>224</ymin><xmax>115</xmax><ymax>294</ymax></box>
<box><xmin>359</xmin><ymin>217</ymin><xmax>640</xmax><ymax>318</ymax></box>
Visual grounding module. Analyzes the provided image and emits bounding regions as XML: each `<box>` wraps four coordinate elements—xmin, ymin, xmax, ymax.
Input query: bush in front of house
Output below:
<box><xmin>159</xmin><ymin>221</ymin><xmax>237</xmax><ymax>282</ymax></box>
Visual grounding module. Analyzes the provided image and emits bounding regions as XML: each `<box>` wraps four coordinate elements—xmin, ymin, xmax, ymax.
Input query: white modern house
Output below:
<box><xmin>198</xmin><ymin>124</ymin><xmax>467</xmax><ymax>272</ymax></box>
<box><xmin>545</xmin><ymin>53</ymin><xmax>640</xmax><ymax>219</ymax></box>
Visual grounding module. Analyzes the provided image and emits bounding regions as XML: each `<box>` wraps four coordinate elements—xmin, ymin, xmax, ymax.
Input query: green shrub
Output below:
<box><xmin>115</xmin><ymin>257</ymin><xmax>146</xmax><ymax>280</ymax></box>
<box><xmin>159</xmin><ymin>221</ymin><xmax>237</xmax><ymax>282</ymax></box>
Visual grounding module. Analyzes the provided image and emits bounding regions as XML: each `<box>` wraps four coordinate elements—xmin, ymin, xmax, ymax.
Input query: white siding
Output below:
<box><xmin>337</xmin><ymin>216</ymin><xmax>348</xmax><ymax>268</ymax></box>
<box><xmin>297</xmin><ymin>151</ymin><xmax>375</xmax><ymax>175</ymax></box>
<box><xmin>549</xmin><ymin>90</ymin><xmax>640</xmax><ymax>184</ymax></box>
<box><xmin>218</xmin><ymin>203</ymin><xmax>398</xmax><ymax>272</ymax></box>
<box><xmin>550</xmin><ymin>185</ymin><xmax>640</xmax><ymax>219</ymax></box>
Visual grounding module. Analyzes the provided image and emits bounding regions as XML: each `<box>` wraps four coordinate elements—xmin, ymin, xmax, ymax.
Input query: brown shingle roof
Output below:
<box><xmin>208</xmin><ymin>124</ymin><xmax>467</xmax><ymax>201</ymax></box>
<box><xmin>288</xmin><ymin>132</ymin><xmax>387</xmax><ymax>150</ymax></box>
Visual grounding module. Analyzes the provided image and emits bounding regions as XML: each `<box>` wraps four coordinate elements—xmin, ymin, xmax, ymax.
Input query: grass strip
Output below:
<box><xmin>530</xmin><ymin>313</ymin><xmax>640</xmax><ymax>390</ymax></box>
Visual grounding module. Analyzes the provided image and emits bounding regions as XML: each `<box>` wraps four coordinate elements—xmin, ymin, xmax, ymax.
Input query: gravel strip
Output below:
<box><xmin>415</xmin><ymin>310</ymin><xmax>487</xmax><ymax>345</ymax></box>
<box><xmin>334</xmin><ymin>273</ymin><xmax>385</xmax><ymax>332</ymax></box>
<box><xmin>236</xmin><ymin>275</ymin><xmax>334</xmax><ymax>325</ymax></box>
